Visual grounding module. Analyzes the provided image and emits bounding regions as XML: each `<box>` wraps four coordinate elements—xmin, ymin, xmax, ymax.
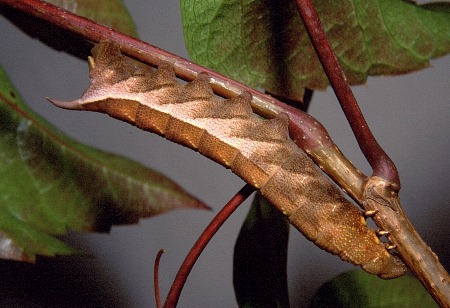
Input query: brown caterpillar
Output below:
<box><xmin>49</xmin><ymin>41</ymin><xmax>406</xmax><ymax>279</ymax></box>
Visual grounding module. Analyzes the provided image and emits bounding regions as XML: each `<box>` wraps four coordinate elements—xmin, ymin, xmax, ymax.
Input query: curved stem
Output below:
<box><xmin>294</xmin><ymin>0</ymin><xmax>400</xmax><ymax>187</ymax></box>
<box><xmin>154</xmin><ymin>249</ymin><xmax>165</xmax><ymax>308</ymax></box>
<box><xmin>163</xmin><ymin>184</ymin><xmax>254</xmax><ymax>308</ymax></box>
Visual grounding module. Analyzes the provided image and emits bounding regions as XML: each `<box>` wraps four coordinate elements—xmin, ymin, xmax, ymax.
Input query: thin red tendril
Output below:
<box><xmin>163</xmin><ymin>184</ymin><xmax>254</xmax><ymax>308</ymax></box>
<box><xmin>154</xmin><ymin>249</ymin><xmax>166</xmax><ymax>308</ymax></box>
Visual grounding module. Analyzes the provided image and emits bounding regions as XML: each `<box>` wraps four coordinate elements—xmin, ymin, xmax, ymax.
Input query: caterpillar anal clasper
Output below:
<box><xmin>49</xmin><ymin>41</ymin><xmax>406</xmax><ymax>279</ymax></box>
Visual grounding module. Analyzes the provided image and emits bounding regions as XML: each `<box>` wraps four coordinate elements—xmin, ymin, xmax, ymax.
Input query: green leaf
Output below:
<box><xmin>181</xmin><ymin>0</ymin><xmax>450</xmax><ymax>100</ymax></box>
<box><xmin>309</xmin><ymin>270</ymin><xmax>438</xmax><ymax>307</ymax></box>
<box><xmin>44</xmin><ymin>0</ymin><xmax>138</xmax><ymax>37</ymax></box>
<box><xmin>0</xmin><ymin>66</ymin><xmax>208</xmax><ymax>262</ymax></box>
<box><xmin>233</xmin><ymin>193</ymin><xmax>290</xmax><ymax>308</ymax></box>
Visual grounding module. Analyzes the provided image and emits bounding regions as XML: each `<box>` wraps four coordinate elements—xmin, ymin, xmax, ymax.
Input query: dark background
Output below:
<box><xmin>0</xmin><ymin>1</ymin><xmax>449</xmax><ymax>307</ymax></box>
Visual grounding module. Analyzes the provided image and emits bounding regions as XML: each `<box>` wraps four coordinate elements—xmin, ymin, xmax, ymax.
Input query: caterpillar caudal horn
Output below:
<box><xmin>49</xmin><ymin>41</ymin><xmax>406</xmax><ymax>279</ymax></box>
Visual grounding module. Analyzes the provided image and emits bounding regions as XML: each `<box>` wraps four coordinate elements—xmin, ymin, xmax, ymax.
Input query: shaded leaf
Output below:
<box><xmin>233</xmin><ymin>193</ymin><xmax>290</xmax><ymax>308</ymax></box>
<box><xmin>0</xmin><ymin>0</ymin><xmax>137</xmax><ymax>60</ymax></box>
<box><xmin>309</xmin><ymin>270</ymin><xmax>438</xmax><ymax>307</ymax></box>
<box><xmin>181</xmin><ymin>0</ymin><xmax>450</xmax><ymax>100</ymax></box>
<box><xmin>0</xmin><ymin>66</ymin><xmax>208</xmax><ymax>262</ymax></box>
<box><xmin>44</xmin><ymin>0</ymin><xmax>138</xmax><ymax>37</ymax></box>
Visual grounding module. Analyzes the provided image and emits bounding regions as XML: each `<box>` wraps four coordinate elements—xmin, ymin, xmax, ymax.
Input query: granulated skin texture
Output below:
<box><xmin>49</xmin><ymin>41</ymin><xmax>406</xmax><ymax>279</ymax></box>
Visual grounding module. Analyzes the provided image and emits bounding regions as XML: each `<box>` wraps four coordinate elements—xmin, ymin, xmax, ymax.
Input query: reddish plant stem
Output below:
<box><xmin>163</xmin><ymin>184</ymin><xmax>254</xmax><ymax>308</ymax></box>
<box><xmin>154</xmin><ymin>249</ymin><xmax>165</xmax><ymax>308</ymax></box>
<box><xmin>294</xmin><ymin>0</ymin><xmax>400</xmax><ymax>187</ymax></box>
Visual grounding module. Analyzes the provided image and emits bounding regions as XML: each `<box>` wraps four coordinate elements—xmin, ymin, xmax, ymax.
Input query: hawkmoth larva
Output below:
<box><xmin>49</xmin><ymin>41</ymin><xmax>406</xmax><ymax>279</ymax></box>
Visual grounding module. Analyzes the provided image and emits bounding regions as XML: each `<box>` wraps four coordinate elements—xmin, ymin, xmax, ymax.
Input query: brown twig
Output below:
<box><xmin>163</xmin><ymin>184</ymin><xmax>254</xmax><ymax>308</ymax></box>
<box><xmin>294</xmin><ymin>0</ymin><xmax>400</xmax><ymax>187</ymax></box>
<box><xmin>363</xmin><ymin>177</ymin><xmax>450</xmax><ymax>307</ymax></box>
